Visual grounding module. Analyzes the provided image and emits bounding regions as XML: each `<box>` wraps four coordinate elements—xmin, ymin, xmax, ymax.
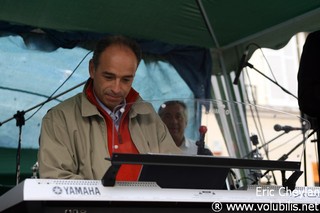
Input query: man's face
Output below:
<box><xmin>160</xmin><ymin>103</ymin><xmax>187</xmax><ymax>147</ymax></box>
<box><xmin>89</xmin><ymin>44</ymin><xmax>138</xmax><ymax>110</ymax></box>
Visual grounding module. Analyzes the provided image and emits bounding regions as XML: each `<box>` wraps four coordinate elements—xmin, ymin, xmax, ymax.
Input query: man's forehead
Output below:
<box><xmin>164</xmin><ymin>108</ymin><xmax>184</xmax><ymax>114</ymax></box>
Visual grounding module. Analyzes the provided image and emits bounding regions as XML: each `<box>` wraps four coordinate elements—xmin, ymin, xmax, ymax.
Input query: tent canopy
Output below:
<box><xmin>1</xmin><ymin>0</ymin><xmax>320</xmax><ymax>191</ymax></box>
<box><xmin>2</xmin><ymin>0</ymin><xmax>320</xmax><ymax>73</ymax></box>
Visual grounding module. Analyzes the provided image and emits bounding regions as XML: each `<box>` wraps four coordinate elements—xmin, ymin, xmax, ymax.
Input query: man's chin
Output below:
<box><xmin>169</xmin><ymin>129</ymin><xmax>180</xmax><ymax>135</ymax></box>
<box><xmin>103</xmin><ymin>102</ymin><xmax>119</xmax><ymax>111</ymax></box>
<box><xmin>105</xmin><ymin>98</ymin><xmax>122</xmax><ymax>108</ymax></box>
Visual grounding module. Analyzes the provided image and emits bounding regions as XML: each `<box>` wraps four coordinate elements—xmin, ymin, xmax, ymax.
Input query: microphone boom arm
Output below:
<box><xmin>246</xmin><ymin>62</ymin><xmax>297</xmax><ymax>100</ymax></box>
<box><xmin>0</xmin><ymin>81</ymin><xmax>86</xmax><ymax>126</ymax></box>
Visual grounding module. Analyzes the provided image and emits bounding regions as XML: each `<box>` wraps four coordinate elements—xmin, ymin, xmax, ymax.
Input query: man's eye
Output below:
<box><xmin>122</xmin><ymin>78</ymin><xmax>132</xmax><ymax>83</ymax></box>
<box><xmin>164</xmin><ymin>115</ymin><xmax>172</xmax><ymax>119</ymax></box>
<box><xmin>104</xmin><ymin>75</ymin><xmax>114</xmax><ymax>80</ymax></box>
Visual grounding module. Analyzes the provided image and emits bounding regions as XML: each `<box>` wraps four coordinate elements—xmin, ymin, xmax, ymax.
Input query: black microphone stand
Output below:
<box><xmin>243</xmin><ymin>132</ymin><xmax>286</xmax><ymax>186</ymax></box>
<box><xmin>243</xmin><ymin>62</ymin><xmax>311</xmax><ymax>185</ymax></box>
<box><xmin>242</xmin><ymin>132</ymin><xmax>287</xmax><ymax>159</ymax></box>
<box><xmin>0</xmin><ymin>81</ymin><xmax>86</xmax><ymax>185</ymax></box>
<box><xmin>251</xmin><ymin>136</ymin><xmax>308</xmax><ymax>188</ymax></box>
<box><xmin>196</xmin><ymin>139</ymin><xmax>213</xmax><ymax>156</ymax></box>
<box><xmin>245</xmin><ymin>62</ymin><xmax>297</xmax><ymax>100</ymax></box>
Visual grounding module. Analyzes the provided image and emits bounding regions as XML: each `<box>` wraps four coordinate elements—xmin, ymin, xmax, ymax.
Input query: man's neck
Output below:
<box><xmin>176</xmin><ymin>136</ymin><xmax>186</xmax><ymax>147</ymax></box>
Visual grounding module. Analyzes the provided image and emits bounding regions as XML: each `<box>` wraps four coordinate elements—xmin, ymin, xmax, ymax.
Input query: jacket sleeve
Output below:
<box><xmin>38</xmin><ymin>109</ymin><xmax>83</xmax><ymax>179</ymax></box>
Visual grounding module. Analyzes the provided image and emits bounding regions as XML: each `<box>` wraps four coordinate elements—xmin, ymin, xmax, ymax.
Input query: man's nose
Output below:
<box><xmin>111</xmin><ymin>79</ymin><xmax>121</xmax><ymax>94</ymax></box>
<box><xmin>172</xmin><ymin>116</ymin><xmax>180</xmax><ymax>123</ymax></box>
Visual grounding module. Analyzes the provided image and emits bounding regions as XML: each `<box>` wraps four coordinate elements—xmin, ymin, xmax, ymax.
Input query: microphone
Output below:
<box><xmin>196</xmin><ymin>126</ymin><xmax>212</xmax><ymax>155</ymax></box>
<box><xmin>31</xmin><ymin>161</ymin><xmax>39</xmax><ymax>179</ymax></box>
<box><xmin>273</xmin><ymin>124</ymin><xmax>304</xmax><ymax>133</ymax></box>
<box><xmin>199</xmin><ymin>125</ymin><xmax>207</xmax><ymax>141</ymax></box>
<box><xmin>233</xmin><ymin>49</ymin><xmax>249</xmax><ymax>85</ymax></box>
<box><xmin>120</xmin><ymin>97</ymin><xmax>126</xmax><ymax>113</ymax></box>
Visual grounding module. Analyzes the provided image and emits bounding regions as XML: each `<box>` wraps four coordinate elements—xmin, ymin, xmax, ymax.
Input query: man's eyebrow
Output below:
<box><xmin>101</xmin><ymin>71</ymin><xmax>115</xmax><ymax>76</ymax></box>
<box><xmin>103</xmin><ymin>71</ymin><xmax>115</xmax><ymax>75</ymax></box>
<box><xmin>123</xmin><ymin>74</ymin><xmax>135</xmax><ymax>78</ymax></box>
<box><xmin>103</xmin><ymin>71</ymin><xmax>135</xmax><ymax>78</ymax></box>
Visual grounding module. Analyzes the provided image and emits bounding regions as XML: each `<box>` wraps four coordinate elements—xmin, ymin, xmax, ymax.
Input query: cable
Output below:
<box><xmin>244</xmin><ymin>74</ymin><xmax>267</xmax><ymax>150</ymax></box>
<box><xmin>25</xmin><ymin>50</ymin><xmax>92</xmax><ymax>121</ymax></box>
<box><xmin>249</xmin><ymin>43</ymin><xmax>279</xmax><ymax>84</ymax></box>
<box><xmin>267</xmin><ymin>133</ymin><xmax>301</xmax><ymax>153</ymax></box>
<box><xmin>242</xmin><ymin>43</ymin><xmax>267</xmax><ymax>148</ymax></box>
<box><xmin>0</xmin><ymin>86</ymin><xmax>62</xmax><ymax>102</ymax></box>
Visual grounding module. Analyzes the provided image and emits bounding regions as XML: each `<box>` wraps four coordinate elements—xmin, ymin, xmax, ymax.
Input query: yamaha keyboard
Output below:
<box><xmin>1</xmin><ymin>179</ymin><xmax>320</xmax><ymax>213</ymax></box>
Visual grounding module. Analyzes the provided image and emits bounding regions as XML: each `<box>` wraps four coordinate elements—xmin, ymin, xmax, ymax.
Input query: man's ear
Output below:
<box><xmin>89</xmin><ymin>59</ymin><xmax>95</xmax><ymax>78</ymax></box>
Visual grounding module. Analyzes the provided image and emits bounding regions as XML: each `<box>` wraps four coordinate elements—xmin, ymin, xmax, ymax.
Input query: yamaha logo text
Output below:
<box><xmin>52</xmin><ymin>186</ymin><xmax>101</xmax><ymax>196</ymax></box>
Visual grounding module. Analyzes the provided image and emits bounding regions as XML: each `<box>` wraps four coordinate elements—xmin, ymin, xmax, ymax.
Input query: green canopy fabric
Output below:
<box><xmin>1</xmin><ymin>0</ymin><xmax>320</xmax><ymax>73</ymax></box>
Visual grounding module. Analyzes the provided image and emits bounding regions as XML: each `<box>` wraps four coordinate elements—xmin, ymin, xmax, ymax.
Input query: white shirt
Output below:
<box><xmin>179</xmin><ymin>137</ymin><xmax>198</xmax><ymax>155</ymax></box>
<box><xmin>94</xmin><ymin>92</ymin><xmax>124</xmax><ymax>130</ymax></box>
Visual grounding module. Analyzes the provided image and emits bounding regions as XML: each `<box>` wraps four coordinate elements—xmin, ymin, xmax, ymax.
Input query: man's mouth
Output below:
<box><xmin>169</xmin><ymin>127</ymin><xmax>179</xmax><ymax>133</ymax></box>
<box><xmin>106</xmin><ymin>94</ymin><xmax>123</xmax><ymax>102</ymax></box>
